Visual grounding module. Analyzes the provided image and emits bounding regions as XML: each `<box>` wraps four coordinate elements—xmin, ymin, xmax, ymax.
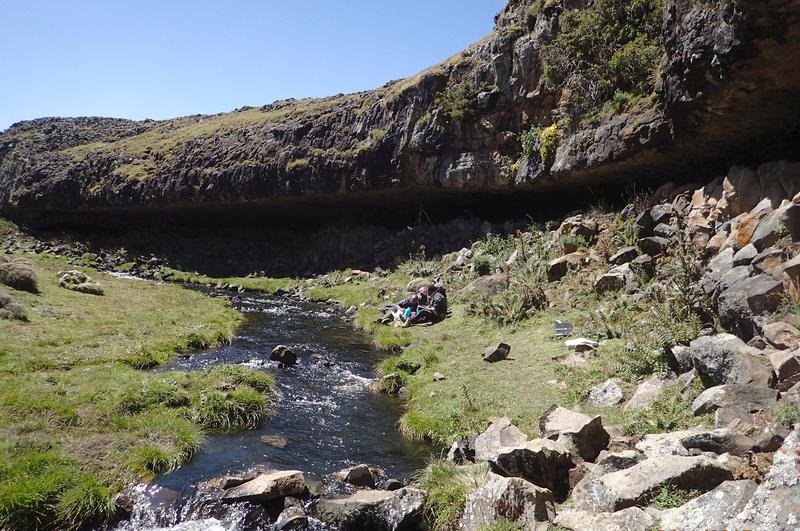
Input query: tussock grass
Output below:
<box><xmin>416</xmin><ymin>459</ymin><xmax>489</xmax><ymax>531</ymax></box>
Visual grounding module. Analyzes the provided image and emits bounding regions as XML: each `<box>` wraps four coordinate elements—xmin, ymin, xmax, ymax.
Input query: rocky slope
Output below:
<box><xmin>2</xmin><ymin>0</ymin><xmax>800</xmax><ymax>225</ymax></box>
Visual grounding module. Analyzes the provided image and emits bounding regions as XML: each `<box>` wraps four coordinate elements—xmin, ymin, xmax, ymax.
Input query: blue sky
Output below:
<box><xmin>0</xmin><ymin>1</ymin><xmax>506</xmax><ymax>130</ymax></box>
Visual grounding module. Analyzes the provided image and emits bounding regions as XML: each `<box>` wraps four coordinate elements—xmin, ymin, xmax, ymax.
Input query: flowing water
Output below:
<box><xmin>116</xmin><ymin>293</ymin><xmax>433</xmax><ymax>530</ymax></box>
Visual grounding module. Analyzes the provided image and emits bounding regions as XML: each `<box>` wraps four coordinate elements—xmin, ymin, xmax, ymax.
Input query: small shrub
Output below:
<box><xmin>473</xmin><ymin>255</ymin><xmax>492</xmax><ymax>276</ymax></box>
<box><xmin>539</xmin><ymin>124</ymin><xmax>560</xmax><ymax>166</ymax></box>
<box><xmin>772</xmin><ymin>403</ymin><xmax>800</xmax><ymax>427</ymax></box>
<box><xmin>479</xmin><ymin>518</ymin><xmax>521</xmax><ymax>531</ymax></box>
<box><xmin>623</xmin><ymin>386</ymin><xmax>708</xmax><ymax>436</ymax></box>
<box><xmin>0</xmin><ymin>290</ymin><xmax>27</xmax><ymax>321</ymax></box>
<box><xmin>649</xmin><ymin>483</ymin><xmax>700</xmax><ymax>509</ymax></box>
<box><xmin>53</xmin><ymin>476</ymin><xmax>115</xmax><ymax>530</ymax></box>
<box><xmin>0</xmin><ymin>256</ymin><xmax>38</xmax><ymax>293</ymax></box>
<box><xmin>369</xmin><ymin>128</ymin><xmax>386</xmax><ymax>142</ymax></box>
<box><xmin>520</xmin><ymin>126</ymin><xmax>541</xmax><ymax>158</ymax></box>
<box><xmin>436</xmin><ymin>83</ymin><xmax>471</xmax><ymax>121</ymax></box>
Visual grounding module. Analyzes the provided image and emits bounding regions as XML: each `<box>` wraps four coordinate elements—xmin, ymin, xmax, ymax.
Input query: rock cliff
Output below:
<box><xmin>1</xmin><ymin>0</ymin><xmax>800</xmax><ymax>224</ymax></box>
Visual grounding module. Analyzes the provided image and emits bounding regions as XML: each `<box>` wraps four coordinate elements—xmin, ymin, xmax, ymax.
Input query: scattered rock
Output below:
<box><xmin>261</xmin><ymin>435</ymin><xmax>288</xmax><ymax>448</ymax></box>
<box><xmin>763</xmin><ymin>321</ymin><xmax>800</xmax><ymax>350</ymax></box>
<box><xmin>382</xmin><ymin>479</ymin><xmax>403</xmax><ymax>491</ymax></box>
<box><xmin>572</xmin><ymin>451</ymin><xmax>645</xmax><ymax>510</ymax></box>
<box><xmin>222</xmin><ymin>470</ymin><xmax>305</xmax><ymax>504</ymax></box>
<box><xmin>270</xmin><ymin>345</ymin><xmax>298</xmax><ymax>366</ymax></box>
<box><xmin>334</xmin><ymin>464</ymin><xmax>376</xmax><ymax>488</ymax></box>
<box><xmin>635</xmin><ymin>430</ymin><xmax>701</xmax><ymax>458</ymax></box>
<box><xmin>609</xmin><ymin>246</ymin><xmax>638</xmax><ymax>265</ymax></box>
<box><xmin>482</xmin><ymin>343</ymin><xmax>511</xmax><ymax>363</ymax></box>
<box><xmin>658</xmin><ymin>480</ymin><xmax>757</xmax><ymax>530</ymax></box>
<box><xmin>572</xmin><ymin>455</ymin><xmax>733</xmax><ymax>513</ymax></box>
<box><xmin>547</xmin><ymin>252</ymin><xmax>586</xmax><ymax>281</ymax></box>
<box><xmin>732</xmin><ymin>243</ymin><xmax>758</xmax><ymax>266</ymax></box>
<box><xmin>729</xmin><ymin>429</ymin><xmax>800</xmax><ymax>531</ymax></box>
<box><xmin>447</xmin><ymin>435</ymin><xmax>477</xmax><ymax>464</ymax></box>
<box><xmin>752</xmin><ymin>246</ymin><xmax>785</xmax><ymax>277</ymax></box>
<box><xmin>406</xmin><ymin>278</ymin><xmax>430</xmax><ymax>292</ymax></box>
<box><xmin>561</xmin><ymin>353</ymin><xmax>589</xmax><ymax>368</ymax></box>
<box><xmin>689</xmin><ymin>334</ymin><xmax>773</xmax><ymax>386</ymax></box>
<box><xmin>473</xmin><ymin>417</ymin><xmax>528</xmax><ymax>461</ymax></box>
<box><xmin>588</xmin><ymin>379</ymin><xmax>624</xmax><ymax>407</ymax></box>
<box><xmin>594</xmin><ymin>263</ymin><xmax>637</xmax><ymax>294</ymax></box>
<box><xmin>638</xmin><ymin>236</ymin><xmax>670</xmax><ymax>256</ymax></box>
<box><xmin>490</xmin><ymin>439</ymin><xmax>575</xmax><ymax>499</ymax></box>
<box><xmin>623</xmin><ymin>378</ymin><xmax>668</xmax><ymax>412</ymax></box>
<box><xmin>769</xmin><ymin>350</ymin><xmax>800</xmax><ymax>390</ymax></box>
<box><xmin>312</xmin><ymin>488</ymin><xmax>425</xmax><ymax>530</ymax></box>
<box><xmin>538</xmin><ymin>405</ymin><xmax>610</xmax><ymax>462</ymax></box>
<box><xmin>554</xmin><ymin>507</ymin><xmax>653</xmax><ymax>531</ymax></box>
<box><xmin>680</xmin><ymin>428</ymin><xmax>756</xmax><ymax>456</ymax></box>
<box><xmin>432</xmin><ymin>372</ymin><xmax>446</xmax><ymax>381</ymax></box>
<box><xmin>459</xmin><ymin>473</ymin><xmax>555</xmax><ymax>531</ymax></box>
<box><xmin>691</xmin><ymin>384</ymin><xmax>779</xmax><ymax>415</ymax></box>
<box><xmin>458</xmin><ymin>273</ymin><xmax>508</xmax><ymax>298</ymax></box>
<box><xmin>564</xmin><ymin>338</ymin><xmax>598</xmax><ymax>351</ymax></box>
<box><xmin>275</xmin><ymin>506</ymin><xmax>308</xmax><ymax>530</ymax></box>
<box><xmin>630</xmin><ymin>254</ymin><xmax>655</xmax><ymax>277</ymax></box>
<box><xmin>669</xmin><ymin>345</ymin><xmax>694</xmax><ymax>373</ymax></box>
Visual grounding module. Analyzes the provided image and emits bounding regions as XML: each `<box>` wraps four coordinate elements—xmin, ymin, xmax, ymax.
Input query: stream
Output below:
<box><xmin>116</xmin><ymin>293</ymin><xmax>433</xmax><ymax>530</ymax></box>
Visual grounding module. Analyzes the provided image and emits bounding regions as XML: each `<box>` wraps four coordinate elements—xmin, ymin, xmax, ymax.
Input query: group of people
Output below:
<box><xmin>378</xmin><ymin>283</ymin><xmax>448</xmax><ymax>328</ymax></box>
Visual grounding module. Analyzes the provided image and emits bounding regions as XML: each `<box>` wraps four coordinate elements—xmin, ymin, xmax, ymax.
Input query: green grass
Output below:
<box><xmin>417</xmin><ymin>459</ymin><xmax>489</xmax><ymax>531</ymax></box>
<box><xmin>162</xmin><ymin>267</ymin><xmax>296</xmax><ymax>294</ymax></box>
<box><xmin>649</xmin><ymin>483</ymin><xmax>700</xmax><ymax>509</ymax></box>
<box><xmin>0</xmin><ymin>254</ymin><xmax>274</xmax><ymax>530</ymax></box>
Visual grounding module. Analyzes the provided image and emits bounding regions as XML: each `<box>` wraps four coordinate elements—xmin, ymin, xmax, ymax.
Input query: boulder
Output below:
<box><xmin>763</xmin><ymin>321</ymin><xmax>800</xmax><ymax>350</ymax></box>
<box><xmin>623</xmin><ymin>378</ymin><xmax>668</xmax><ymax>412</ymax></box>
<box><xmin>564</xmin><ymin>338</ymin><xmax>599</xmax><ymax>351</ymax></box>
<box><xmin>275</xmin><ymin>506</ymin><xmax>308</xmax><ymax>530</ymax></box>
<box><xmin>668</xmin><ymin>345</ymin><xmax>694</xmax><ymax>373</ymax></box>
<box><xmin>594</xmin><ymin>263</ymin><xmax>637</xmax><ymax>294</ymax></box>
<box><xmin>630</xmin><ymin>254</ymin><xmax>654</xmax><ymax>277</ymax></box>
<box><xmin>561</xmin><ymin>353</ymin><xmax>589</xmax><ymax>368</ymax></box>
<box><xmin>432</xmin><ymin>371</ymin><xmax>446</xmax><ymax>382</ymax></box>
<box><xmin>732</xmin><ymin>243</ymin><xmax>758</xmax><ymax>266</ymax></box>
<box><xmin>634</xmin><ymin>429</ymin><xmax>701</xmax><ymax>458</ymax></box>
<box><xmin>554</xmin><ymin>507</ymin><xmax>653</xmax><ymax>531</ymax></box>
<box><xmin>653</xmin><ymin>223</ymin><xmax>677</xmax><ymax>239</ymax></box>
<box><xmin>638</xmin><ymin>236</ymin><xmax>670</xmax><ymax>256</ymax></box>
<box><xmin>312</xmin><ymin>488</ymin><xmax>425</xmax><ymax>531</ymax></box>
<box><xmin>557</xmin><ymin>215</ymin><xmax>597</xmax><ymax>241</ymax></box>
<box><xmin>650</xmin><ymin>204</ymin><xmax>673</xmax><ymax>225</ymax></box>
<box><xmin>689</xmin><ymin>334</ymin><xmax>773</xmax><ymax>387</ymax></box>
<box><xmin>482</xmin><ymin>343</ymin><xmax>511</xmax><ymax>363</ymax></box>
<box><xmin>459</xmin><ymin>473</ymin><xmax>555</xmax><ymax>531</ymax></box>
<box><xmin>547</xmin><ymin>252</ymin><xmax>585</xmax><ymax>282</ymax></box>
<box><xmin>334</xmin><ymin>464</ymin><xmax>376</xmax><ymax>488</ymax></box>
<box><xmin>571</xmin><ymin>455</ymin><xmax>733</xmax><ymax>513</ymax></box>
<box><xmin>473</xmin><ymin>417</ymin><xmax>527</xmax><ymax>461</ymax></box>
<box><xmin>447</xmin><ymin>434</ymin><xmax>477</xmax><ymax>464</ymax></box>
<box><xmin>691</xmin><ymin>384</ymin><xmax>779</xmax><ymax>416</ymax></box>
<box><xmin>739</xmin><ymin>274</ymin><xmax>785</xmax><ymax>314</ymax></box>
<box><xmin>458</xmin><ymin>273</ymin><xmax>508</xmax><ymax>298</ymax></box>
<box><xmin>406</xmin><ymin>278</ymin><xmax>430</xmax><ymax>292</ymax></box>
<box><xmin>489</xmin><ymin>439</ymin><xmax>575</xmax><ymax>499</ymax></box>
<box><xmin>752</xmin><ymin>246</ymin><xmax>785</xmax><ymax>277</ymax></box>
<box><xmin>587</xmin><ymin>379</ymin><xmax>624</xmax><ymax>407</ymax></box>
<box><xmin>538</xmin><ymin>406</ymin><xmax>610</xmax><ymax>462</ymax></box>
<box><xmin>680</xmin><ymin>428</ymin><xmax>756</xmax><ymax>456</ymax></box>
<box><xmin>769</xmin><ymin>350</ymin><xmax>800</xmax><ymax>391</ymax></box>
<box><xmin>222</xmin><ymin>470</ymin><xmax>305</xmax><ymax>504</ymax></box>
<box><xmin>732</xmin><ymin>198</ymin><xmax>773</xmax><ymax>249</ymax></box>
<box><xmin>729</xmin><ymin>429</ymin><xmax>800</xmax><ymax>531</ymax></box>
<box><xmin>751</xmin><ymin>202</ymin><xmax>792</xmax><ymax>250</ymax></box>
<box><xmin>609</xmin><ymin>246</ymin><xmax>638</xmax><ymax>265</ymax></box>
<box><xmin>572</xmin><ymin>451</ymin><xmax>645</xmax><ymax>510</ymax></box>
<box><xmin>658</xmin><ymin>480</ymin><xmax>757</xmax><ymax>530</ymax></box>
<box><xmin>270</xmin><ymin>345</ymin><xmax>298</xmax><ymax>366</ymax></box>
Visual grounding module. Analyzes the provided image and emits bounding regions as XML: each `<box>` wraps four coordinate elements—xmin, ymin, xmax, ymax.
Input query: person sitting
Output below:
<box><xmin>404</xmin><ymin>284</ymin><xmax>447</xmax><ymax>327</ymax></box>
<box><xmin>378</xmin><ymin>294</ymin><xmax>419</xmax><ymax>325</ymax></box>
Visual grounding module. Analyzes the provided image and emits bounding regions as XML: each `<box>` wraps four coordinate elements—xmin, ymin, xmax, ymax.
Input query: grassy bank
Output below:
<box><xmin>160</xmin><ymin>267</ymin><xmax>296</xmax><ymax>294</ymax></box>
<box><xmin>0</xmin><ymin>254</ymin><xmax>274</xmax><ymax>530</ymax></box>
<box><xmin>301</xmin><ymin>220</ymin><xmax>711</xmax><ymax>447</ymax></box>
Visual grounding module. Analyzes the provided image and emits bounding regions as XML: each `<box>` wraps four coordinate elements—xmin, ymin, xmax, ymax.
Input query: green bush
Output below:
<box><xmin>436</xmin><ymin>83</ymin><xmax>471</xmax><ymax>121</ymax></box>
<box><xmin>542</xmin><ymin>0</ymin><xmax>664</xmax><ymax>112</ymax></box>
<box><xmin>539</xmin><ymin>124</ymin><xmax>560</xmax><ymax>166</ymax></box>
<box><xmin>623</xmin><ymin>386</ymin><xmax>709</xmax><ymax>436</ymax></box>
<box><xmin>772</xmin><ymin>403</ymin><xmax>800</xmax><ymax>426</ymax></box>
<box><xmin>473</xmin><ymin>256</ymin><xmax>492</xmax><ymax>276</ymax></box>
<box><xmin>650</xmin><ymin>483</ymin><xmax>700</xmax><ymax>509</ymax></box>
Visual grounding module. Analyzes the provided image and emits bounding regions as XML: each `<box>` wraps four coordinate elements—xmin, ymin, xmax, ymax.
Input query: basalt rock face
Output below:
<box><xmin>2</xmin><ymin>0</ymin><xmax>800</xmax><ymax>224</ymax></box>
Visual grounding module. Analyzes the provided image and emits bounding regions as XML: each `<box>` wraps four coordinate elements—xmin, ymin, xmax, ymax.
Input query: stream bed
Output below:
<box><xmin>117</xmin><ymin>293</ymin><xmax>433</xmax><ymax>530</ymax></box>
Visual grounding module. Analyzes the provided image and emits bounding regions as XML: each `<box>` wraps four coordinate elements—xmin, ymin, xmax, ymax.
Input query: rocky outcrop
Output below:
<box><xmin>312</xmin><ymin>488</ymin><xmax>425</xmax><ymax>531</ymax></box>
<box><xmin>221</xmin><ymin>470</ymin><xmax>305</xmax><ymax>504</ymax></box>
<box><xmin>459</xmin><ymin>473</ymin><xmax>555</xmax><ymax>530</ymax></box>
<box><xmin>2</xmin><ymin>0</ymin><xmax>800</xmax><ymax>226</ymax></box>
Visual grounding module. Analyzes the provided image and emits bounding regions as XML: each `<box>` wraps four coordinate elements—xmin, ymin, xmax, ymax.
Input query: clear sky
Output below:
<box><xmin>0</xmin><ymin>0</ymin><xmax>507</xmax><ymax>130</ymax></box>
